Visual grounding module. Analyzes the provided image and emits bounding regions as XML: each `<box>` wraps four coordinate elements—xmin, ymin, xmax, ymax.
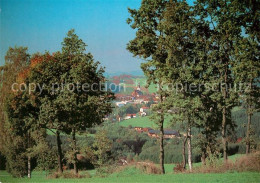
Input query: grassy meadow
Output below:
<box><xmin>1</xmin><ymin>155</ymin><xmax>259</xmax><ymax>183</ymax></box>
<box><xmin>1</xmin><ymin>169</ymin><xmax>259</xmax><ymax>183</ymax></box>
<box><xmin>119</xmin><ymin>116</ymin><xmax>172</xmax><ymax>128</ymax></box>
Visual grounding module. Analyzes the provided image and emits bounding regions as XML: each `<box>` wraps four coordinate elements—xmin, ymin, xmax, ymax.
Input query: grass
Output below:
<box><xmin>1</xmin><ymin>170</ymin><xmax>259</xmax><ymax>183</ymax></box>
<box><xmin>119</xmin><ymin>116</ymin><xmax>172</xmax><ymax>128</ymax></box>
<box><xmin>1</xmin><ymin>155</ymin><xmax>258</xmax><ymax>183</ymax></box>
<box><xmin>46</xmin><ymin>129</ymin><xmax>94</xmax><ymax>138</ymax></box>
<box><xmin>119</xmin><ymin>116</ymin><xmax>156</xmax><ymax>128</ymax></box>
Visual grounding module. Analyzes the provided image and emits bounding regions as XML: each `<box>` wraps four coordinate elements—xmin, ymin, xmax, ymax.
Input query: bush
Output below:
<box><xmin>95</xmin><ymin>165</ymin><xmax>117</xmax><ymax>177</ymax></box>
<box><xmin>193</xmin><ymin>151</ymin><xmax>260</xmax><ymax>173</ymax></box>
<box><xmin>234</xmin><ymin>151</ymin><xmax>260</xmax><ymax>172</ymax></box>
<box><xmin>112</xmin><ymin>161</ymin><xmax>162</xmax><ymax>175</ymax></box>
<box><xmin>173</xmin><ymin>163</ymin><xmax>185</xmax><ymax>173</ymax></box>
<box><xmin>135</xmin><ymin>161</ymin><xmax>162</xmax><ymax>174</ymax></box>
<box><xmin>47</xmin><ymin>171</ymin><xmax>91</xmax><ymax>179</ymax></box>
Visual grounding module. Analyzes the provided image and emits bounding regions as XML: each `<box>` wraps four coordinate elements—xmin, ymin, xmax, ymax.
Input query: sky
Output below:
<box><xmin>0</xmin><ymin>0</ymin><xmax>143</xmax><ymax>74</ymax></box>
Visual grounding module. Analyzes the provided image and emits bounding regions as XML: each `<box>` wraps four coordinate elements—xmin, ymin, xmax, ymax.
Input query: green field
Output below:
<box><xmin>1</xmin><ymin>155</ymin><xmax>259</xmax><ymax>183</ymax></box>
<box><xmin>1</xmin><ymin>170</ymin><xmax>259</xmax><ymax>183</ymax></box>
<box><xmin>119</xmin><ymin>116</ymin><xmax>172</xmax><ymax>128</ymax></box>
<box><xmin>119</xmin><ymin>107</ymin><xmax>248</xmax><ymax>129</ymax></box>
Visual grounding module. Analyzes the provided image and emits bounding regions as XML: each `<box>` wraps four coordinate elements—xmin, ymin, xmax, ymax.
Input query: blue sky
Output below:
<box><xmin>0</xmin><ymin>0</ymin><xmax>142</xmax><ymax>74</ymax></box>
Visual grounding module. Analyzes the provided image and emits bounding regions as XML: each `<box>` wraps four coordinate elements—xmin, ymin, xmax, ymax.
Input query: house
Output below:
<box><xmin>131</xmin><ymin>90</ymin><xmax>143</xmax><ymax>98</ymax></box>
<box><xmin>124</xmin><ymin>113</ymin><xmax>137</xmax><ymax>120</ymax></box>
<box><xmin>134</xmin><ymin>127</ymin><xmax>143</xmax><ymax>133</ymax></box>
<box><xmin>164</xmin><ymin>130</ymin><xmax>180</xmax><ymax>139</ymax></box>
<box><xmin>140</xmin><ymin>106</ymin><xmax>149</xmax><ymax>116</ymax></box>
<box><xmin>134</xmin><ymin>98</ymin><xmax>144</xmax><ymax>104</ymax></box>
<box><xmin>143</xmin><ymin>98</ymin><xmax>150</xmax><ymax>104</ymax></box>
<box><xmin>140</xmin><ymin>106</ymin><xmax>150</xmax><ymax>113</ymax></box>
<box><xmin>143</xmin><ymin>127</ymin><xmax>153</xmax><ymax>132</ymax></box>
<box><xmin>115</xmin><ymin>101</ymin><xmax>128</xmax><ymax>107</ymax></box>
<box><xmin>140</xmin><ymin>111</ymin><xmax>147</xmax><ymax>117</ymax></box>
<box><xmin>148</xmin><ymin>130</ymin><xmax>159</xmax><ymax>138</ymax></box>
<box><xmin>116</xmin><ymin>115</ymin><xmax>121</xmax><ymax>122</ymax></box>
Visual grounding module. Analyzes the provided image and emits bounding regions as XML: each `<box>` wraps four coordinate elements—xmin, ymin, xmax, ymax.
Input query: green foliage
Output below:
<box><xmin>232</xmin><ymin>109</ymin><xmax>260</xmax><ymax>138</ymax></box>
<box><xmin>101</xmin><ymin>124</ymin><xmax>149</xmax><ymax>159</ymax></box>
<box><xmin>33</xmin><ymin>141</ymin><xmax>57</xmax><ymax>172</ymax></box>
<box><xmin>138</xmin><ymin>138</ymin><xmax>200</xmax><ymax>164</ymax></box>
<box><xmin>115</xmin><ymin>103</ymin><xmax>141</xmax><ymax>118</ymax></box>
<box><xmin>93</xmin><ymin>130</ymin><xmax>112</xmax><ymax>167</ymax></box>
<box><xmin>0</xmin><ymin>47</ymin><xmax>31</xmax><ymax>177</ymax></box>
<box><xmin>4</xmin><ymin>136</ymin><xmax>28</xmax><ymax>178</ymax></box>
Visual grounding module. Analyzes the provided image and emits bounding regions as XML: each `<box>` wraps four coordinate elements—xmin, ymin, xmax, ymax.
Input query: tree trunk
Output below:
<box><xmin>246</xmin><ymin>81</ymin><xmax>252</xmax><ymax>155</ymax></box>
<box><xmin>72</xmin><ymin>128</ymin><xmax>78</xmax><ymax>175</ymax></box>
<box><xmin>159</xmin><ymin>115</ymin><xmax>165</xmax><ymax>174</ymax></box>
<box><xmin>187</xmin><ymin>126</ymin><xmax>192</xmax><ymax>172</ymax></box>
<box><xmin>182</xmin><ymin>135</ymin><xmax>187</xmax><ymax>169</ymax></box>
<box><xmin>201</xmin><ymin>151</ymin><xmax>206</xmax><ymax>165</ymax></box>
<box><xmin>27</xmin><ymin>132</ymin><xmax>31</xmax><ymax>178</ymax></box>
<box><xmin>158</xmin><ymin>81</ymin><xmax>165</xmax><ymax>174</ymax></box>
<box><xmin>56</xmin><ymin>130</ymin><xmax>63</xmax><ymax>173</ymax></box>
<box><xmin>222</xmin><ymin>106</ymin><xmax>228</xmax><ymax>161</ymax></box>
<box><xmin>222</xmin><ymin>66</ymin><xmax>228</xmax><ymax>162</ymax></box>
<box><xmin>246</xmin><ymin>112</ymin><xmax>252</xmax><ymax>155</ymax></box>
<box><xmin>28</xmin><ymin>156</ymin><xmax>31</xmax><ymax>178</ymax></box>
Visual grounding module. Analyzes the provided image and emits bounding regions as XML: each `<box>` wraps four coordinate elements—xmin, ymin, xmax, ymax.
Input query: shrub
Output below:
<box><xmin>47</xmin><ymin>172</ymin><xmax>62</xmax><ymax>179</ymax></box>
<box><xmin>234</xmin><ymin>151</ymin><xmax>260</xmax><ymax>172</ymax></box>
<box><xmin>193</xmin><ymin>151</ymin><xmax>260</xmax><ymax>173</ymax></box>
<box><xmin>193</xmin><ymin>160</ymin><xmax>234</xmax><ymax>173</ymax></box>
<box><xmin>95</xmin><ymin>165</ymin><xmax>118</xmax><ymax>177</ymax></box>
<box><xmin>108</xmin><ymin>161</ymin><xmax>162</xmax><ymax>176</ymax></box>
<box><xmin>173</xmin><ymin>163</ymin><xmax>185</xmax><ymax>173</ymax></box>
<box><xmin>135</xmin><ymin>161</ymin><xmax>162</xmax><ymax>174</ymax></box>
<box><xmin>47</xmin><ymin>171</ymin><xmax>91</xmax><ymax>179</ymax></box>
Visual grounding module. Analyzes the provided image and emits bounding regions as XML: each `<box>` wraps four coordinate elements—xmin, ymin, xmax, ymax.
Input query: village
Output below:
<box><xmin>110</xmin><ymin>78</ymin><xmax>180</xmax><ymax>139</ymax></box>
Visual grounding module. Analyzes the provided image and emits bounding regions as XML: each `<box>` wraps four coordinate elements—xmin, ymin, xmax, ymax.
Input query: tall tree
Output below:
<box><xmin>194</xmin><ymin>0</ymin><xmax>241</xmax><ymax>161</ymax></box>
<box><xmin>127</xmin><ymin>0</ymin><xmax>168</xmax><ymax>174</ymax></box>
<box><xmin>232</xmin><ymin>0</ymin><xmax>260</xmax><ymax>154</ymax></box>
<box><xmin>27</xmin><ymin>52</ymin><xmax>67</xmax><ymax>173</ymax></box>
<box><xmin>58</xmin><ymin>29</ymin><xmax>114</xmax><ymax>174</ymax></box>
<box><xmin>28</xmin><ymin>30</ymin><xmax>114</xmax><ymax>175</ymax></box>
<box><xmin>0</xmin><ymin>47</ymin><xmax>30</xmax><ymax>177</ymax></box>
<box><xmin>159</xmin><ymin>0</ymin><xmax>208</xmax><ymax>171</ymax></box>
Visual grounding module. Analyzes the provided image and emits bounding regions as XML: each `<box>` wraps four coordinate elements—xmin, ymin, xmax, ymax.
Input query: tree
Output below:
<box><xmin>158</xmin><ymin>0</ymin><xmax>213</xmax><ymax>171</ymax></box>
<box><xmin>232</xmin><ymin>0</ymin><xmax>260</xmax><ymax>154</ymax></box>
<box><xmin>27</xmin><ymin>30</ymin><xmax>114</xmax><ymax>175</ymax></box>
<box><xmin>193</xmin><ymin>0</ymin><xmax>241</xmax><ymax>161</ymax></box>
<box><xmin>4</xmin><ymin>51</ymin><xmax>55</xmax><ymax>178</ymax></box>
<box><xmin>93</xmin><ymin>130</ymin><xmax>112</xmax><ymax>167</ymax></box>
<box><xmin>26</xmin><ymin>52</ymin><xmax>68</xmax><ymax>173</ymax></box>
<box><xmin>0</xmin><ymin>47</ymin><xmax>31</xmax><ymax>177</ymax></box>
<box><xmin>127</xmin><ymin>0</ymin><xmax>169</xmax><ymax>174</ymax></box>
<box><xmin>58</xmin><ymin>29</ymin><xmax>114</xmax><ymax>174</ymax></box>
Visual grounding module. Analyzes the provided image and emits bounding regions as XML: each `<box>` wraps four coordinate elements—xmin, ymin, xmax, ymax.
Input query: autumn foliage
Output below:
<box><xmin>16</xmin><ymin>53</ymin><xmax>54</xmax><ymax>84</ymax></box>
